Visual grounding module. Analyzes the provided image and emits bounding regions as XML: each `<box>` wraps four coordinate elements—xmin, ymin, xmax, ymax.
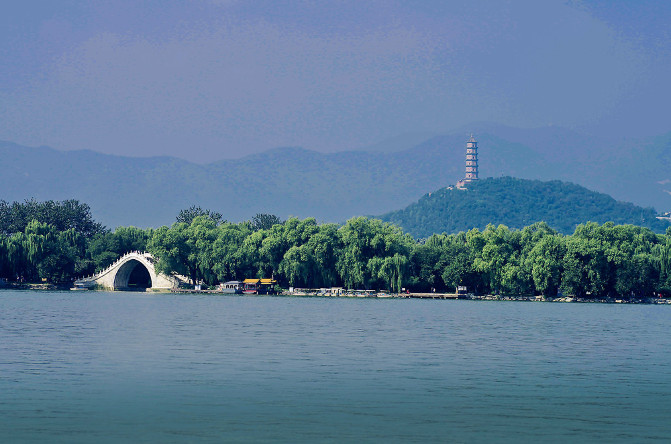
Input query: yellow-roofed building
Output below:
<box><xmin>242</xmin><ymin>278</ymin><xmax>277</xmax><ymax>294</ymax></box>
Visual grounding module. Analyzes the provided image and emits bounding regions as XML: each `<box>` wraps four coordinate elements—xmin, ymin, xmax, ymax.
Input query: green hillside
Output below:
<box><xmin>378</xmin><ymin>177</ymin><xmax>671</xmax><ymax>237</ymax></box>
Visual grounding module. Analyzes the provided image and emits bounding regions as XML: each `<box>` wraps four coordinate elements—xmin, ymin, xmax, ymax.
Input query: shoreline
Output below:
<box><xmin>3</xmin><ymin>284</ymin><xmax>670</xmax><ymax>304</ymax></box>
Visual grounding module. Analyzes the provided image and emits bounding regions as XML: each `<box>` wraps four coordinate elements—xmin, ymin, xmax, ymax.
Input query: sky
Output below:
<box><xmin>1</xmin><ymin>0</ymin><xmax>670</xmax><ymax>162</ymax></box>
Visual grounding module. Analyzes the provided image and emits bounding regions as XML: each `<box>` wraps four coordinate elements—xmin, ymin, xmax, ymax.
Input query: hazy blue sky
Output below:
<box><xmin>2</xmin><ymin>0</ymin><xmax>670</xmax><ymax>162</ymax></box>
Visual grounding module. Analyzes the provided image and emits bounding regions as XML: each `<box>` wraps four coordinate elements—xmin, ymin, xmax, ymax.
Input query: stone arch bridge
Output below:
<box><xmin>75</xmin><ymin>251</ymin><xmax>188</xmax><ymax>291</ymax></box>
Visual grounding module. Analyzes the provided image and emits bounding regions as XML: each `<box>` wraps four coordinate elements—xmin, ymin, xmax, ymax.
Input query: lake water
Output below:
<box><xmin>1</xmin><ymin>291</ymin><xmax>670</xmax><ymax>443</ymax></box>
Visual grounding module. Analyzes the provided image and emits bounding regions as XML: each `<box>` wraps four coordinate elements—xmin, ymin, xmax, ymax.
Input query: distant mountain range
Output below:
<box><xmin>378</xmin><ymin>177</ymin><xmax>671</xmax><ymax>237</ymax></box>
<box><xmin>1</xmin><ymin>123</ymin><xmax>669</xmax><ymax>228</ymax></box>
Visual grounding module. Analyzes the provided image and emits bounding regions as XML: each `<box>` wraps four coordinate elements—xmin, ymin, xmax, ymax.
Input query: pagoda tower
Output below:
<box><xmin>456</xmin><ymin>134</ymin><xmax>479</xmax><ymax>188</ymax></box>
<box><xmin>465</xmin><ymin>134</ymin><xmax>479</xmax><ymax>181</ymax></box>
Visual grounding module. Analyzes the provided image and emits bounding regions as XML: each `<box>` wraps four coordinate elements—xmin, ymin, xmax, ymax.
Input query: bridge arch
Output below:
<box><xmin>75</xmin><ymin>252</ymin><xmax>183</xmax><ymax>291</ymax></box>
<box><xmin>113</xmin><ymin>258</ymin><xmax>153</xmax><ymax>290</ymax></box>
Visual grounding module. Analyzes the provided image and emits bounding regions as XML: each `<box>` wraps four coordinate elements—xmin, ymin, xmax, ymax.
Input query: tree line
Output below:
<box><xmin>1</xmin><ymin>200</ymin><xmax>670</xmax><ymax>299</ymax></box>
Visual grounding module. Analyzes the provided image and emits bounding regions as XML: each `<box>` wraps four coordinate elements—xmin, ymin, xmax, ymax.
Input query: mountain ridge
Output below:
<box><xmin>1</xmin><ymin>124</ymin><xmax>669</xmax><ymax>228</ymax></box>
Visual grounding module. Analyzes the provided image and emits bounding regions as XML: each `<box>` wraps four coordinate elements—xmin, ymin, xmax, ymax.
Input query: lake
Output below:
<box><xmin>1</xmin><ymin>290</ymin><xmax>670</xmax><ymax>443</ymax></box>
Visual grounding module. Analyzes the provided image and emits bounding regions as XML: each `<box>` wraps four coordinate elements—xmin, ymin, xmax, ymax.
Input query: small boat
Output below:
<box><xmin>220</xmin><ymin>281</ymin><xmax>243</xmax><ymax>294</ymax></box>
<box><xmin>71</xmin><ymin>281</ymin><xmax>95</xmax><ymax>291</ymax></box>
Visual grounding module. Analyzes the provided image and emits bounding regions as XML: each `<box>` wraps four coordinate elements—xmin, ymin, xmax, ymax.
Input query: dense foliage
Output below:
<box><xmin>379</xmin><ymin>177</ymin><xmax>670</xmax><ymax>238</ymax></box>
<box><xmin>1</xmin><ymin>200</ymin><xmax>670</xmax><ymax>299</ymax></box>
<box><xmin>0</xmin><ymin>200</ymin><xmax>150</xmax><ymax>283</ymax></box>
<box><xmin>0</xmin><ymin>199</ymin><xmax>105</xmax><ymax>237</ymax></box>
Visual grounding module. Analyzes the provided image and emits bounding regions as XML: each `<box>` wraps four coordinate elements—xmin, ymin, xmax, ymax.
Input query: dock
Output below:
<box><xmin>170</xmin><ymin>288</ymin><xmax>222</xmax><ymax>294</ymax></box>
<box><xmin>401</xmin><ymin>292</ymin><xmax>461</xmax><ymax>299</ymax></box>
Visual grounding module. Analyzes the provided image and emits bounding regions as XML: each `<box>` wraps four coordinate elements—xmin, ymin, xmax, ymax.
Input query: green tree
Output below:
<box><xmin>336</xmin><ymin>217</ymin><xmax>413</xmax><ymax>289</ymax></box>
<box><xmin>237</xmin><ymin>229</ymin><xmax>269</xmax><ymax>279</ymax></box>
<box><xmin>0</xmin><ymin>199</ymin><xmax>105</xmax><ymax>237</ymax></box>
<box><xmin>472</xmin><ymin>225</ymin><xmax>513</xmax><ymax>294</ymax></box>
<box><xmin>377</xmin><ymin>253</ymin><xmax>409</xmax><ymax>292</ymax></box>
<box><xmin>278</xmin><ymin>222</ymin><xmax>341</xmax><ymax>288</ymax></box>
<box><xmin>19</xmin><ymin>220</ymin><xmax>85</xmax><ymax>282</ymax></box>
<box><xmin>87</xmin><ymin>226</ymin><xmax>152</xmax><ymax>272</ymax></box>
<box><xmin>250</xmin><ymin>213</ymin><xmax>283</xmax><ymax>231</ymax></box>
<box><xmin>304</xmin><ymin>223</ymin><xmax>341</xmax><ymax>288</ymax></box>
<box><xmin>176</xmin><ymin>206</ymin><xmax>224</xmax><ymax>225</ymax></box>
<box><xmin>660</xmin><ymin>236</ymin><xmax>671</xmax><ymax>291</ymax></box>
<box><xmin>526</xmin><ymin>235</ymin><xmax>565</xmax><ymax>296</ymax></box>
<box><xmin>279</xmin><ymin>245</ymin><xmax>316</xmax><ymax>287</ymax></box>
<box><xmin>148</xmin><ymin>217</ymin><xmax>219</xmax><ymax>285</ymax></box>
<box><xmin>211</xmin><ymin>222</ymin><xmax>253</xmax><ymax>282</ymax></box>
<box><xmin>410</xmin><ymin>234</ymin><xmax>449</xmax><ymax>291</ymax></box>
<box><xmin>561</xmin><ymin>223</ymin><xmax>617</xmax><ymax>298</ymax></box>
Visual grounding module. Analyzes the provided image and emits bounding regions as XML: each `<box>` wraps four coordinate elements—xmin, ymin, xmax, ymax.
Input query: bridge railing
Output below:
<box><xmin>75</xmin><ymin>251</ymin><xmax>154</xmax><ymax>282</ymax></box>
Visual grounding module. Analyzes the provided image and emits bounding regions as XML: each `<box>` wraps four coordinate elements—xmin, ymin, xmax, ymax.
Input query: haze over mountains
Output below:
<box><xmin>1</xmin><ymin>124</ymin><xmax>669</xmax><ymax>229</ymax></box>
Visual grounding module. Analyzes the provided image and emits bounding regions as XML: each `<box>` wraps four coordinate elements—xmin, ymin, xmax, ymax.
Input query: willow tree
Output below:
<box><xmin>526</xmin><ymin>234</ymin><xmax>565</xmax><ymax>296</ymax></box>
<box><xmin>336</xmin><ymin>217</ymin><xmax>413</xmax><ymax>289</ymax></box>
<box><xmin>148</xmin><ymin>216</ymin><xmax>218</xmax><ymax>285</ymax></box>
<box><xmin>658</xmin><ymin>229</ymin><xmax>671</xmax><ymax>293</ymax></box>
<box><xmin>377</xmin><ymin>253</ymin><xmax>409</xmax><ymax>293</ymax></box>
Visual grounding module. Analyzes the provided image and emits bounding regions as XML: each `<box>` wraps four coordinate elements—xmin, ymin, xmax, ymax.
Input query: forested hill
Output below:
<box><xmin>378</xmin><ymin>177</ymin><xmax>671</xmax><ymax>238</ymax></box>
